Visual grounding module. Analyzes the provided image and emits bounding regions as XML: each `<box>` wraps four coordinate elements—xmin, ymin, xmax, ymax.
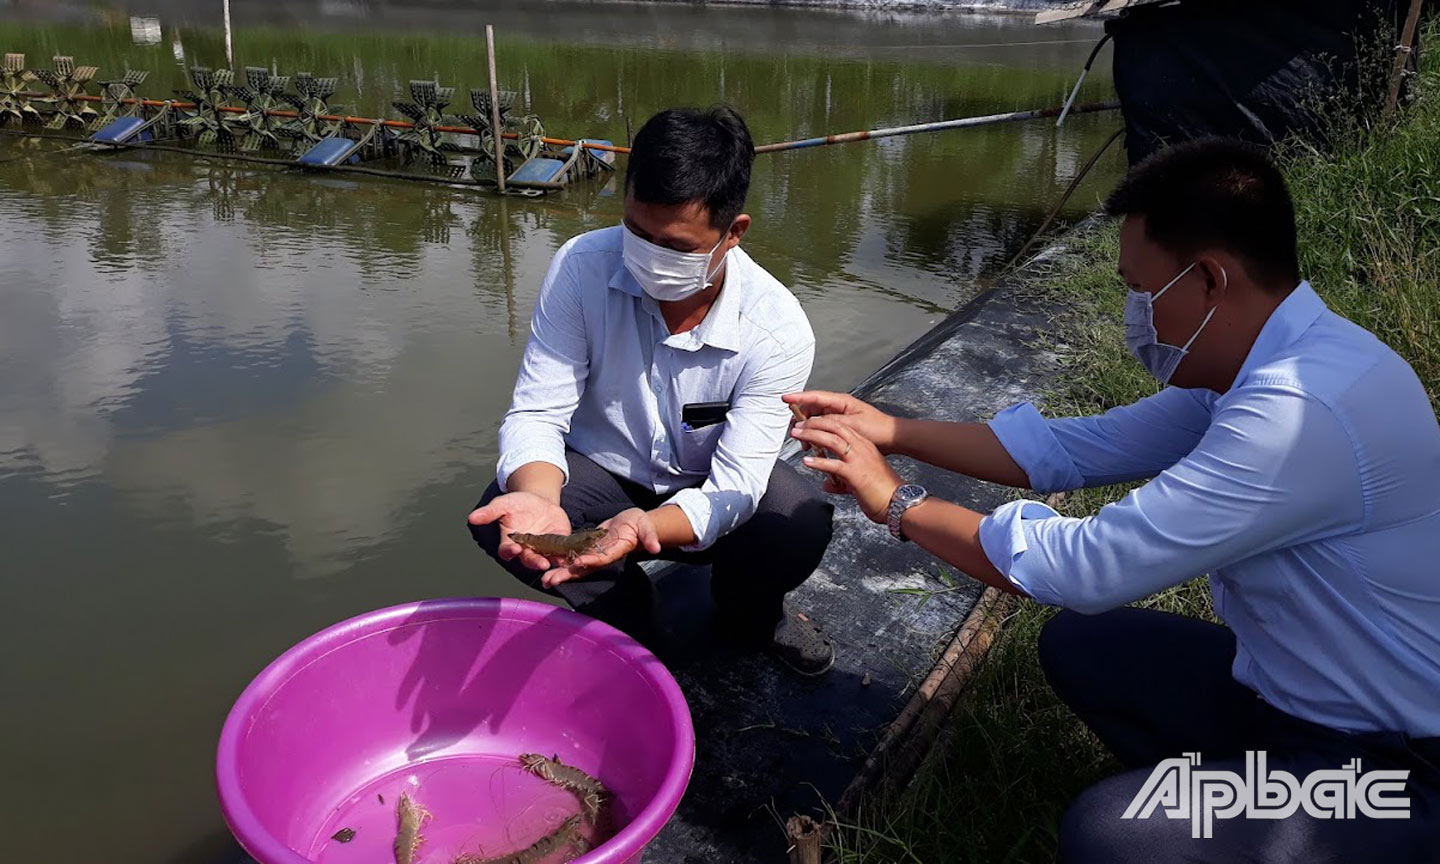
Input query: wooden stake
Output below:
<box><xmin>222</xmin><ymin>0</ymin><xmax>233</xmax><ymax>68</ymax></box>
<box><xmin>486</xmin><ymin>24</ymin><xmax>506</xmax><ymax>193</ymax></box>
<box><xmin>1385</xmin><ymin>0</ymin><xmax>1425</xmax><ymax>120</ymax></box>
<box><xmin>785</xmin><ymin>815</ymin><xmax>823</xmax><ymax>864</ymax></box>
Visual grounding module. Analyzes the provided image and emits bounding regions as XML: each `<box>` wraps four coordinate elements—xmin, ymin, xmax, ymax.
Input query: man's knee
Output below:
<box><xmin>711</xmin><ymin>464</ymin><xmax>832</xmax><ymax>589</ymax></box>
<box><xmin>755</xmin><ymin>463</ymin><xmax>834</xmax><ymax>549</ymax></box>
<box><xmin>743</xmin><ymin>492</ymin><xmax>833</xmax><ymax>580</ymax></box>
<box><xmin>1058</xmin><ymin>772</ymin><xmax>1160</xmax><ymax>863</ymax></box>
<box><xmin>467</xmin><ymin>480</ymin><xmax>505</xmax><ymax>556</ymax></box>
<box><xmin>1058</xmin><ymin>780</ymin><xmax>1116</xmax><ymax>863</ymax></box>
<box><xmin>786</xmin><ymin>489</ymin><xmax>835</xmax><ymax>554</ymax></box>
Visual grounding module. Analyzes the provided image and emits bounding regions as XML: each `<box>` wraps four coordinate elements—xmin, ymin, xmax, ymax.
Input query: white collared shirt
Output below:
<box><xmin>497</xmin><ymin>225</ymin><xmax>815</xmax><ymax>550</ymax></box>
<box><xmin>979</xmin><ymin>282</ymin><xmax>1440</xmax><ymax>737</ymax></box>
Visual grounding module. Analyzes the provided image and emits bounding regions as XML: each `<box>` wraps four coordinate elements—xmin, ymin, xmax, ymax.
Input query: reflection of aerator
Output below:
<box><xmin>0</xmin><ymin>51</ymin><xmax>619</xmax><ymax>196</ymax></box>
<box><xmin>4</xmin><ymin>47</ymin><xmax>1124</xmax><ymax>194</ymax></box>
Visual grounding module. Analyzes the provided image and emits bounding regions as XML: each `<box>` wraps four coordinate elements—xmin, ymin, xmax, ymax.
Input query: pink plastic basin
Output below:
<box><xmin>216</xmin><ymin>598</ymin><xmax>694</xmax><ymax>864</ymax></box>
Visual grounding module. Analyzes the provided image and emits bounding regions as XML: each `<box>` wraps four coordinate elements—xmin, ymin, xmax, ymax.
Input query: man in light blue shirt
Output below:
<box><xmin>469</xmin><ymin>107</ymin><xmax>835</xmax><ymax>675</ymax></box>
<box><xmin>790</xmin><ymin>140</ymin><xmax>1440</xmax><ymax>860</ymax></box>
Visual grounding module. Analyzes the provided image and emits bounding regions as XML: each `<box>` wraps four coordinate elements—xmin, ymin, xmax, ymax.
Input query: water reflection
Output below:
<box><xmin>0</xmin><ymin>135</ymin><xmax>1116</xmax><ymax>573</ymax></box>
<box><xmin>0</xmin><ymin>11</ymin><xmax>1123</xmax><ymax>565</ymax></box>
<box><xmin>0</xmin><ymin>152</ymin><xmax>539</xmax><ymax>569</ymax></box>
<box><xmin>130</xmin><ymin>15</ymin><xmax>162</xmax><ymax>46</ymax></box>
<box><xmin>0</xmin><ymin>7</ymin><xmax>1121</xmax><ymax>862</ymax></box>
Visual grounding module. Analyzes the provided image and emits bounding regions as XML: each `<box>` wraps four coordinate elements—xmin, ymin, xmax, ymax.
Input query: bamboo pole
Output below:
<box><xmin>1385</xmin><ymin>0</ymin><xmax>1425</xmax><ymax>120</ymax></box>
<box><xmin>785</xmin><ymin>815</ymin><xmax>822</xmax><ymax>864</ymax></box>
<box><xmin>882</xmin><ymin>591</ymin><xmax>1013</xmax><ymax>793</ymax></box>
<box><xmin>834</xmin><ymin>587</ymin><xmax>1014</xmax><ymax>816</ymax></box>
<box><xmin>222</xmin><ymin>0</ymin><xmax>234</xmax><ymax>68</ymax></box>
<box><xmin>486</xmin><ymin>24</ymin><xmax>506</xmax><ymax>193</ymax></box>
<box><xmin>768</xmin><ymin>587</ymin><xmax>1012</xmax><ymax>858</ymax></box>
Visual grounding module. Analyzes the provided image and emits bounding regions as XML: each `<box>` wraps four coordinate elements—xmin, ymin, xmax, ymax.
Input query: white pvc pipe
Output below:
<box><xmin>1056</xmin><ymin>66</ymin><xmax>1089</xmax><ymax>128</ymax></box>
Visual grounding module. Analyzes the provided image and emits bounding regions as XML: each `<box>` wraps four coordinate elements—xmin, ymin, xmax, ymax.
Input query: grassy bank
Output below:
<box><xmin>831</xmin><ymin>29</ymin><xmax>1440</xmax><ymax>864</ymax></box>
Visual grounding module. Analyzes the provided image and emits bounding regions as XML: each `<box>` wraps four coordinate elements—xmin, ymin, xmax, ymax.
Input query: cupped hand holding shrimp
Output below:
<box><xmin>541</xmin><ymin>507</ymin><xmax>661</xmax><ymax>589</ymax></box>
<box><xmin>791</xmin><ymin>414</ymin><xmax>905</xmax><ymax>523</ymax></box>
<box><xmin>468</xmin><ymin>491</ymin><xmax>572</xmax><ymax>572</ymax></box>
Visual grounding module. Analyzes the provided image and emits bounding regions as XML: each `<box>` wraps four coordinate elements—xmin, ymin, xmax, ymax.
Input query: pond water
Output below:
<box><xmin>0</xmin><ymin>2</ymin><xmax>1118</xmax><ymax>861</ymax></box>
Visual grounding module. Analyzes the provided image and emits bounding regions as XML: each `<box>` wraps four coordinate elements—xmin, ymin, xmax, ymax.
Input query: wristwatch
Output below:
<box><xmin>887</xmin><ymin>483</ymin><xmax>929</xmax><ymax>541</ymax></box>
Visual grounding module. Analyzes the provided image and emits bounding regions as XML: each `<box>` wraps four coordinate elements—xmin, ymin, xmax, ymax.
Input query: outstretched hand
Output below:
<box><xmin>467</xmin><ymin>491</ymin><xmax>571</xmax><ymax>572</ymax></box>
<box><xmin>541</xmin><ymin>507</ymin><xmax>661</xmax><ymax>589</ymax></box>
<box><xmin>791</xmin><ymin>414</ymin><xmax>904</xmax><ymax>524</ymax></box>
<box><xmin>784</xmin><ymin>391</ymin><xmax>900</xmax><ymax>454</ymax></box>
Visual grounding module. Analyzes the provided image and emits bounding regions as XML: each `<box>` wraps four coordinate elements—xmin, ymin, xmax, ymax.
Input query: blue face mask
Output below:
<box><xmin>1123</xmin><ymin>262</ymin><xmax>1224</xmax><ymax>385</ymax></box>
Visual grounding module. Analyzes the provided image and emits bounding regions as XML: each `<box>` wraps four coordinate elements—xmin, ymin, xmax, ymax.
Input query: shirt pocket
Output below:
<box><xmin>675</xmin><ymin>421</ymin><xmax>725</xmax><ymax>475</ymax></box>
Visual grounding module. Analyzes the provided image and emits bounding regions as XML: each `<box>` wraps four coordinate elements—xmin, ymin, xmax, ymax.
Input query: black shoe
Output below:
<box><xmin>768</xmin><ymin>611</ymin><xmax>835</xmax><ymax>677</ymax></box>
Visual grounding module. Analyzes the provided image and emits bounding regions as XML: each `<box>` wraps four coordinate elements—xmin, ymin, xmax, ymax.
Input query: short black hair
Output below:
<box><xmin>625</xmin><ymin>106</ymin><xmax>755</xmax><ymax>229</ymax></box>
<box><xmin>1105</xmin><ymin>138</ymin><xmax>1300</xmax><ymax>290</ymax></box>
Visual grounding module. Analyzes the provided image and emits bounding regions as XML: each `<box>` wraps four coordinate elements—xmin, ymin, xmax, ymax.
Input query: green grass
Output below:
<box><xmin>831</xmin><ymin>26</ymin><xmax>1440</xmax><ymax>864</ymax></box>
<box><xmin>1285</xmin><ymin>129</ymin><xmax>1440</xmax><ymax>411</ymax></box>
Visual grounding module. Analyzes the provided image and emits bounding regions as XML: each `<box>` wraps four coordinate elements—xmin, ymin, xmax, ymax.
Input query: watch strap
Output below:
<box><xmin>888</xmin><ymin>485</ymin><xmax>928</xmax><ymax>541</ymax></box>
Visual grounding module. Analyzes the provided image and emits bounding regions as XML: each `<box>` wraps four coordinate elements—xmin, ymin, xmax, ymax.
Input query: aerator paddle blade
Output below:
<box><xmin>245</xmin><ymin>66</ymin><xmax>269</xmax><ymax>93</ymax></box>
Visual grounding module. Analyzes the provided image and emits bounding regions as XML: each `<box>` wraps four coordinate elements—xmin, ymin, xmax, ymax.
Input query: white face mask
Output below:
<box><xmin>1123</xmin><ymin>261</ymin><xmax>1224</xmax><ymax>385</ymax></box>
<box><xmin>621</xmin><ymin>221</ymin><xmax>731</xmax><ymax>302</ymax></box>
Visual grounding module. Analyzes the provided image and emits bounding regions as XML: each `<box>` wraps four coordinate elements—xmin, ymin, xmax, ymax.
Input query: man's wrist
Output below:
<box><xmin>884</xmin><ymin>416</ymin><xmax>909</xmax><ymax>456</ymax></box>
<box><xmin>647</xmin><ymin>503</ymin><xmax>696</xmax><ymax>548</ymax></box>
<box><xmin>506</xmin><ymin>461</ymin><xmax>565</xmax><ymax>505</ymax></box>
<box><xmin>509</xmin><ymin>483</ymin><xmax>562</xmax><ymax>507</ymax></box>
<box><xmin>898</xmin><ymin>496</ymin><xmax>935</xmax><ymax>539</ymax></box>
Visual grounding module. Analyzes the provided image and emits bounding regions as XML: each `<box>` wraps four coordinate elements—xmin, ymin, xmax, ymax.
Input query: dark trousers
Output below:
<box><xmin>469</xmin><ymin>450</ymin><xmax>833</xmax><ymax>642</ymax></box>
<box><xmin>1040</xmin><ymin>607</ymin><xmax>1440</xmax><ymax>863</ymax></box>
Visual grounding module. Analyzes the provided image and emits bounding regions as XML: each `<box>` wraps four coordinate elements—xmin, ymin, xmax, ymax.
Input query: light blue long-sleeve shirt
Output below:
<box><xmin>497</xmin><ymin>226</ymin><xmax>815</xmax><ymax>551</ymax></box>
<box><xmin>979</xmin><ymin>282</ymin><xmax>1440</xmax><ymax>737</ymax></box>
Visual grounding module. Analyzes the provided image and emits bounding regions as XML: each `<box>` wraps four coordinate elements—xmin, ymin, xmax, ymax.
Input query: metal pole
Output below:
<box><xmin>486</xmin><ymin>24</ymin><xmax>506</xmax><ymax>193</ymax></box>
<box><xmin>1057</xmin><ymin>33</ymin><xmax>1112</xmax><ymax>128</ymax></box>
<box><xmin>1056</xmin><ymin>67</ymin><xmax>1092</xmax><ymax>129</ymax></box>
<box><xmin>1385</xmin><ymin>0</ymin><xmax>1425</xmax><ymax>120</ymax></box>
<box><xmin>753</xmin><ymin>101</ymin><xmax>1120</xmax><ymax>154</ymax></box>
<box><xmin>223</xmin><ymin>0</ymin><xmax>234</xmax><ymax>68</ymax></box>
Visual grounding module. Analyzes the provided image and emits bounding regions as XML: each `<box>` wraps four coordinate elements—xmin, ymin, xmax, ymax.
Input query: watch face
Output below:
<box><xmin>895</xmin><ymin>484</ymin><xmax>926</xmax><ymax>505</ymax></box>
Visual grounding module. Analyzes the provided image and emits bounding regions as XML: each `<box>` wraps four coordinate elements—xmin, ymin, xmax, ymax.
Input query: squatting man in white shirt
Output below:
<box><xmin>469</xmin><ymin>106</ymin><xmax>836</xmax><ymax>676</ymax></box>
<box><xmin>790</xmin><ymin>139</ymin><xmax>1440</xmax><ymax>861</ymax></box>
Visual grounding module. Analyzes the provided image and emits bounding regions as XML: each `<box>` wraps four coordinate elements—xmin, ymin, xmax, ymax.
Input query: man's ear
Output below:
<box><xmin>1197</xmin><ymin>254</ymin><xmax>1230</xmax><ymax>301</ymax></box>
<box><xmin>728</xmin><ymin>213</ymin><xmax>752</xmax><ymax>245</ymax></box>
